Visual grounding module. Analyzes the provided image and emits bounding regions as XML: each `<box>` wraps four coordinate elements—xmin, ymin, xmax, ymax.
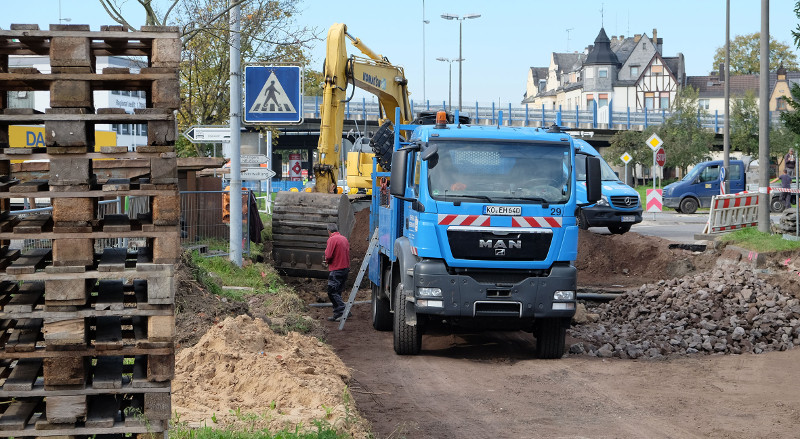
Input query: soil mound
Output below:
<box><xmin>172</xmin><ymin>315</ymin><xmax>368</xmax><ymax>436</ymax></box>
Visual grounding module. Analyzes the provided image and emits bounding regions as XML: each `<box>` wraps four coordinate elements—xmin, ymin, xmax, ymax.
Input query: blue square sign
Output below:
<box><xmin>244</xmin><ymin>65</ymin><xmax>302</xmax><ymax>124</ymax></box>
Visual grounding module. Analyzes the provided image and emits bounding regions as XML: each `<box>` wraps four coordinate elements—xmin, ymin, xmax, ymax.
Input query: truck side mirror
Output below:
<box><xmin>585</xmin><ymin>156</ymin><xmax>602</xmax><ymax>203</ymax></box>
<box><xmin>390</xmin><ymin>149</ymin><xmax>408</xmax><ymax>197</ymax></box>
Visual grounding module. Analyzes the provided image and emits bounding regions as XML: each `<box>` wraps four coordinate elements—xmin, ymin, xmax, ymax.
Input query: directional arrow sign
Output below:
<box><xmin>241</xmin><ymin>167</ymin><xmax>276</xmax><ymax>180</ymax></box>
<box><xmin>183</xmin><ymin>126</ymin><xmax>231</xmax><ymax>144</ymax></box>
<box><xmin>240</xmin><ymin>154</ymin><xmax>268</xmax><ymax>165</ymax></box>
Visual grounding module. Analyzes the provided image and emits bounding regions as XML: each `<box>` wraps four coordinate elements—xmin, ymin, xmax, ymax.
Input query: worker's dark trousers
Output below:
<box><xmin>327</xmin><ymin>268</ymin><xmax>349</xmax><ymax>317</ymax></box>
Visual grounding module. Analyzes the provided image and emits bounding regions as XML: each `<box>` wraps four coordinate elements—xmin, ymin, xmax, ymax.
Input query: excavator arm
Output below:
<box><xmin>272</xmin><ymin>23</ymin><xmax>411</xmax><ymax>279</ymax></box>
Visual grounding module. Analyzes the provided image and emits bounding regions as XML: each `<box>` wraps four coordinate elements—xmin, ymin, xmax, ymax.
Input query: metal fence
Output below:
<box><xmin>180</xmin><ymin>190</ymin><xmax>250</xmax><ymax>255</ymax></box>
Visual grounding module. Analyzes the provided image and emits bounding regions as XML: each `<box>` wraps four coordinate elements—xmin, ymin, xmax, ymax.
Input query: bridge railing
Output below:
<box><xmin>301</xmin><ymin>96</ymin><xmax>783</xmax><ymax>133</ymax></box>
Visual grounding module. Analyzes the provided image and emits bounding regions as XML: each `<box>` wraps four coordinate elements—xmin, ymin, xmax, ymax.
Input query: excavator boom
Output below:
<box><xmin>272</xmin><ymin>23</ymin><xmax>410</xmax><ymax>278</ymax></box>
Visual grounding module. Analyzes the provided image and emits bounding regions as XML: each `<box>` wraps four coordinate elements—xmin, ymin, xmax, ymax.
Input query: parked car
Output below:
<box><xmin>574</xmin><ymin>139</ymin><xmax>643</xmax><ymax>234</ymax></box>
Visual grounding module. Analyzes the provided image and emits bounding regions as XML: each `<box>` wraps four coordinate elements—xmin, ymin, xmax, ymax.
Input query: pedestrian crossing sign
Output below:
<box><xmin>244</xmin><ymin>64</ymin><xmax>303</xmax><ymax>124</ymax></box>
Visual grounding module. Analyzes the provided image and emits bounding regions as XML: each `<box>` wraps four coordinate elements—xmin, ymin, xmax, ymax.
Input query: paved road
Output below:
<box><xmin>587</xmin><ymin>211</ymin><xmax>784</xmax><ymax>243</ymax></box>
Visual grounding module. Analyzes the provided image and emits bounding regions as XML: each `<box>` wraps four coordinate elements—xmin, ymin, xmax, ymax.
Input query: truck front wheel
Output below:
<box><xmin>770</xmin><ymin>196</ymin><xmax>786</xmax><ymax>213</ymax></box>
<box><xmin>679</xmin><ymin>197</ymin><xmax>699</xmax><ymax>215</ymax></box>
<box><xmin>534</xmin><ymin>318</ymin><xmax>568</xmax><ymax>359</ymax></box>
<box><xmin>393</xmin><ymin>279</ymin><xmax>422</xmax><ymax>355</ymax></box>
<box><xmin>372</xmin><ymin>276</ymin><xmax>392</xmax><ymax>331</ymax></box>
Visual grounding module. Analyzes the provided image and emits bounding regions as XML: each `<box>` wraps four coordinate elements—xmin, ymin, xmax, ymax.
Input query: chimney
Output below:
<box><xmin>719</xmin><ymin>63</ymin><xmax>724</xmax><ymax>82</ymax></box>
<box><xmin>634</xmin><ymin>34</ymin><xmax>642</xmax><ymax>43</ymax></box>
<box><xmin>652</xmin><ymin>28</ymin><xmax>657</xmax><ymax>42</ymax></box>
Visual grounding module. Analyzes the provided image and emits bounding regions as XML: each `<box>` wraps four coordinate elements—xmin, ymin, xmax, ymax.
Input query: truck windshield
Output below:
<box><xmin>575</xmin><ymin>155</ymin><xmax>619</xmax><ymax>182</ymax></box>
<box><xmin>427</xmin><ymin>140</ymin><xmax>571</xmax><ymax>204</ymax></box>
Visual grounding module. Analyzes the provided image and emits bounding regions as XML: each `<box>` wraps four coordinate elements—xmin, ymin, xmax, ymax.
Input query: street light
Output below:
<box><xmin>436</xmin><ymin>57</ymin><xmax>463</xmax><ymax>111</ymax></box>
<box><xmin>441</xmin><ymin>13</ymin><xmax>481</xmax><ymax>112</ymax></box>
<box><xmin>423</xmin><ymin>0</ymin><xmax>429</xmax><ymax>103</ymax></box>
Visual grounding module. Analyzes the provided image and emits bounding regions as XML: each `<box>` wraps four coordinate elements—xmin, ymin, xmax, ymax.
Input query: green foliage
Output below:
<box><xmin>712</xmin><ymin>33</ymin><xmax>799</xmax><ymax>75</ymax></box>
<box><xmin>655</xmin><ymin>86</ymin><xmax>714</xmax><ymax>174</ymax></box>
<box><xmin>730</xmin><ymin>90</ymin><xmax>759</xmax><ymax>156</ymax></box>
<box><xmin>304</xmin><ymin>69</ymin><xmax>324</xmax><ymax>97</ymax></box>
<box><xmin>718</xmin><ymin>227</ymin><xmax>800</xmax><ymax>252</ymax></box>
<box><xmin>189</xmin><ymin>252</ymin><xmax>283</xmax><ymax>300</ymax></box>
<box><xmin>780</xmin><ymin>83</ymin><xmax>800</xmax><ymax>136</ymax></box>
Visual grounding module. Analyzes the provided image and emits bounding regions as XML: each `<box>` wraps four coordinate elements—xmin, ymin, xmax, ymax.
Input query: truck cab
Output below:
<box><xmin>573</xmin><ymin>139</ymin><xmax>642</xmax><ymax>234</ymax></box>
<box><xmin>663</xmin><ymin>160</ymin><xmax>745</xmax><ymax>214</ymax></box>
<box><xmin>369</xmin><ymin>113</ymin><xmax>600</xmax><ymax>358</ymax></box>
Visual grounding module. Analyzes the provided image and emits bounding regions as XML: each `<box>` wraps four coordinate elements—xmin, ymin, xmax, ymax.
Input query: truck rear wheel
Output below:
<box><xmin>679</xmin><ymin>197</ymin><xmax>699</xmax><ymax>215</ymax></box>
<box><xmin>608</xmin><ymin>224</ymin><xmax>632</xmax><ymax>234</ymax></box>
<box><xmin>770</xmin><ymin>196</ymin><xmax>786</xmax><ymax>213</ymax></box>
<box><xmin>372</xmin><ymin>276</ymin><xmax>392</xmax><ymax>331</ymax></box>
<box><xmin>393</xmin><ymin>277</ymin><xmax>422</xmax><ymax>355</ymax></box>
<box><xmin>576</xmin><ymin>209</ymin><xmax>589</xmax><ymax>230</ymax></box>
<box><xmin>534</xmin><ymin>318</ymin><xmax>567</xmax><ymax>359</ymax></box>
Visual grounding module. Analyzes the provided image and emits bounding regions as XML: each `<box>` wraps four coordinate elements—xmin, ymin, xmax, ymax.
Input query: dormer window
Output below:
<box><xmin>630</xmin><ymin>66</ymin><xmax>639</xmax><ymax>76</ymax></box>
<box><xmin>643</xmin><ymin>43</ymin><xmax>647</xmax><ymax>51</ymax></box>
<box><xmin>599</xmin><ymin>69</ymin><xmax>608</xmax><ymax>78</ymax></box>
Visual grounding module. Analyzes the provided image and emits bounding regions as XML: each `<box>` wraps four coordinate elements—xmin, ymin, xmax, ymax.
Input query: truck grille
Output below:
<box><xmin>610</xmin><ymin>195</ymin><xmax>639</xmax><ymax>208</ymax></box>
<box><xmin>446</xmin><ymin>228</ymin><xmax>552</xmax><ymax>261</ymax></box>
<box><xmin>474</xmin><ymin>301</ymin><xmax>522</xmax><ymax>317</ymax></box>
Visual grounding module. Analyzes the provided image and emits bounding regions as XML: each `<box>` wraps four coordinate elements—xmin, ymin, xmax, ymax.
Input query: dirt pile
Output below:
<box><xmin>569</xmin><ymin>261</ymin><xmax>800</xmax><ymax>359</ymax></box>
<box><xmin>172</xmin><ymin>315</ymin><xmax>369</xmax><ymax>437</ymax></box>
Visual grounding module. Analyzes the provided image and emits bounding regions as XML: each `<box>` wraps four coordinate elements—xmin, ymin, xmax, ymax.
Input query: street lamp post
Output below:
<box><xmin>441</xmin><ymin>13</ymin><xmax>481</xmax><ymax>112</ymax></box>
<box><xmin>423</xmin><ymin>0</ymin><xmax>429</xmax><ymax>103</ymax></box>
<box><xmin>436</xmin><ymin>57</ymin><xmax>463</xmax><ymax>111</ymax></box>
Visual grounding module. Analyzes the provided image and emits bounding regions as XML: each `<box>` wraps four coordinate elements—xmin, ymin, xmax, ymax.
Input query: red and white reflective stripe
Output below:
<box><xmin>714</xmin><ymin>194</ymin><xmax>758</xmax><ymax>209</ymax></box>
<box><xmin>511</xmin><ymin>216</ymin><xmax>562</xmax><ymax>228</ymax></box>
<box><xmin>772</xmin><ymin>187</ymin><xmax>800</xmax><ymax>193</ymax></box>
<box><xmin>437</xmin><ymin>214</ymin><xmax>490</xmax><ymax>226</ymax></box>
<box><xmin>411</xmin><ymin>246</ymin><xmax>418</xmax><ymax>256</ymax></box>
<box><xmin>712</xmin><ymin>222</ymin><xmax>758</xmax><ymax>232</ymax></box>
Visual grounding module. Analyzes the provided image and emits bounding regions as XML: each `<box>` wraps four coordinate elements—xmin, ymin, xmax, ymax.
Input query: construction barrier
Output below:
<box><xmin>703</xmin><ymin>191</ymin><xmax>759</xmax><ymax>234</ymax></box>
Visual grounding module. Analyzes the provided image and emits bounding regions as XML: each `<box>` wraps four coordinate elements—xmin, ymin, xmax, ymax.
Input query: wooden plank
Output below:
<box><xmin>43</xmin><ymin>356</ymin><xmax>85</xmax><ymax>389</ymax></box>
<box><xmin>97</xmin><ymin>248</ymin><xmax>127</xmax><ymax>272</ymax></box>
<box><xmin>146</xmin><ymin>315</ymin><xmax>174</xmax><ymax>343</ymax></box>
<box><xmin>6</xmin><ymin>318</ymin><xmax>42</xmax><ymax>352</ymax></box>
<box><xmin>102</xmin><ymin>178</ymin><xmax>131</xmax><ymax>191</ymax></box>
<box><xmin>0</xmin><ymin>399</ymin><xmax>37</xmax><ymax>430</ymax></box>
<box><xmin>45</xmin><ymin>395</ymin><xmax>86</xmax><ymax>424</ymax></box>
<box><xmin>3</xmin><ymin>358</ymin><xmax>41</xmax><ymax>391</ymax></box>
<box><xmin>94</xmin><ymin>316</ymin><xmax>122</xmax><ymax>350</ymax></box>
<box><xmin>146</xmin><ymin>353</ymin><xmax>174</xmax><ymax>383</ymax></box>
<box><xmin>85</xmin><ymin>394</ymin><xmax>118</xmax><ymax>428</ymax></box>
<box><xmin>92</xmin><ymin>355</ymin><xmax>123</xmax><ymax>389</ymax></box>
<box><xmin>95</xmin><ymin>280</ymin><xmax>124</xmax><ymax>311</ymax></box>
<box><xmin>14</xmin><ymin>214</ymin><xmax>52</xmax><ymax>233</ymax></box>
<box><xmin>43</xmin><ymin>317</ymin><xmax>85</xmax><ymax>346</ymax></box>
<box><xmin>8</xmin><ymin>179</ymin><xmax>47</xmax><ymax>193</ymax></box>
<box><xmin>4</xmin><ymin>282</ymin><xmax>43</xmax><ymax>312</ymax></box>
<box><xmin>101</xmin><ymin>214</ymin><xmax>131</xmax><ymax>232</ymax></box>
<box><xmin>144</xmin><ymin>392</ymin><xmax>171</xmax><ymax>421</ymax></box>
<box><xmin>45</xmin><ymin>279</ymin><xmax>89</xmax><ymax>306</ymax></box>
<box><xmin>6</xmin><ymin>248</ymin><xmax>51</xmax><ymax>274</ymax></box>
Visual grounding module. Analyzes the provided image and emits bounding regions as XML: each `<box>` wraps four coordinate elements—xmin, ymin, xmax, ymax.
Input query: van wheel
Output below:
<box><xmin>608</xmin><ymin>224</ymin><xmax>632</xmax><ymax>234</ymax></box>
<box><xmin>770</xmin><ymin>196</ymin><xmax>786</xmax><ymax>213</ymax></box>
<box><xmin>679</xmin><ymin>197</ymin><xmax>699</xmax><ymax>214</ymax></box>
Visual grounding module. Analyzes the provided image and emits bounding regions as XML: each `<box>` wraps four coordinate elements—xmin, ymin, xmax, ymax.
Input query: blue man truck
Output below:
<box><xmin>368</xmin><ymin>112</ymin><xmax>601</xmax><ymax>358</ymax></box>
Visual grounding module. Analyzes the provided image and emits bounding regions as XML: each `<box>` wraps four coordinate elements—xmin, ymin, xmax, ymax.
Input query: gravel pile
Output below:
<box><xmin>569</xmin><ymin>262</ymin><xmax>800</xmax><ymax>359</ymax></box>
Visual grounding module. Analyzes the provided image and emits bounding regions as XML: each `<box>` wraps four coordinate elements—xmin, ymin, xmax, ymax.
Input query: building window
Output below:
<box><xmin>644</xmin><ymin>92</ymin><xmax>655</xmax><ymax>110</ymax></box>
<box><xmin>122</xmin><ymin>124</ymin><xmax>130</xmax><ymax>135</ymax></box>
<box><xmin>777</xmin><ymin>97</ymin><xmax>788</xmax><ymax>111</ymax></box>
<box><xmin>140</xmin><ymin>124</ymin><xmax>148</xmax><ymax>136</ymax></box>
<box><xmin>598</xmin><ymin>93</ymin><xmax>608</xmax><ymax>108</ymax></box>
<box><xmin>650</xmin><ymin>65</ymin><xmax>663</xmax><ymax>74</ymax></box>
<box><xmin>586</xmin><ymin>94</ymin><xmax>594</xmax><ymax>107</ymax></box>
<box><xmin>598</xmin><ymin>69</ymin><xmax>608</xmax><ymax>78</ymax></box>
<box><xmin>642</xmin><ymin>43</ymin><xmax>647</xmax><ymax>51</ymax></box>
<box><xmin>585</xmin><ymin>68</ymin><xmax>594</xmax><ymax>79</ymax></box>
<box><xmin>660</xmin><ymin>95</ymin><xmax>670</xmax><ymax>109</ymax></box>
<box><xmin>698</xmin><ymin>99</ymin><xmax>710</xmax><ymax>110</ymax></box>
<box><xmin>630</xmin><ymin>66</ymin><xmax>639</xmax><ymax>77</ymax></box>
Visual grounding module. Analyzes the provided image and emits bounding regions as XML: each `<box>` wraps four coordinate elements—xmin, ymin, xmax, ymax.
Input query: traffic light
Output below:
<box><xmin>222</xmin><ymin>188</ymin><xmax>231</xmax><ymax>223</ymax></box>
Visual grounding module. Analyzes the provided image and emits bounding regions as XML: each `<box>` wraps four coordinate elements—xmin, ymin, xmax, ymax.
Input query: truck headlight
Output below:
<box><xmin>553</xmin><ymin>290</ymin><xmax>575</xmax><ymax>301</ymax></box>
<box><xmin>596</xmin><ymin>195</ymin><xmax>609</xmax><ymax>206</ymax></box>
<box><xmin>418</xmin><ymin>287</ymin><xmax>442</xmax><ymax>297</ymax></box>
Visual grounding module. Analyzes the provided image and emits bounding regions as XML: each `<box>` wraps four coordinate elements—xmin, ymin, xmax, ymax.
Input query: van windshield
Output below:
<box><xmin>427</xmin><ymin>140</ymin><xmax>571</xmax><ymax>204</ymax></box>
<box><xmin>575</xmin><ymin>154</ymin><xmax>619</xmax><ymax>182</ymax></box>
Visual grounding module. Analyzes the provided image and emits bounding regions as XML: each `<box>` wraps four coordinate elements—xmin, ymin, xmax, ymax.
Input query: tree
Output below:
<box><xmin>712</xmin><ymin>33</ymin><xmax>798</xmax><ymax>75</ymax></box>
<box><xmin>730</xmin><ymin>90</ymin><xmax>759</xmax><ymax>156</ymax></box>
<box><xmin>102</xmin><ymin>0</ymin><xmax>318</xmax><ymax>156</ymax></box>
<box><xmin>656</xmin><ymin>86</ymin><xmax>714</xmax><ymax>174</ymax></box>
<box><xmin>304</xmin><ymin>69</ymin><xmax>324</xmax><ymax>97</ymax></box>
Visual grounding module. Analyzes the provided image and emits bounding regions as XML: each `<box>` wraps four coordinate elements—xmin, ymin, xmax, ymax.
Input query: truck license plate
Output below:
<box><xmin>484</xmin><ymin>205</ymin><xmax>521</xmax><ymax>216</ymax></box>
<box><xmin>621</xmin><ymin>216</ymin><xmax>635</xmax><ymax>222</ymax></box>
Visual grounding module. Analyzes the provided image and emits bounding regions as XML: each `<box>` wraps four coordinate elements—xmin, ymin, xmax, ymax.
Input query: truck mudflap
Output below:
<box><xmin>411</xmin><ymin>259</ymin><xmax>577</xmax><ymax>320</ymax></box>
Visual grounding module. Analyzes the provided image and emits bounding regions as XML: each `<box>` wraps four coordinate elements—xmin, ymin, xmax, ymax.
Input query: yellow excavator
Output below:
<box><xmin>271</xmin><ymin>23</ymin><xmax>412</xmax><ymax>278</ymax></box>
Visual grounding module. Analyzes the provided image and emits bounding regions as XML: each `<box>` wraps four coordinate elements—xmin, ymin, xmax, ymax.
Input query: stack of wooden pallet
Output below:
<box><xmin>0</xmin><ymin>24</ymin><xmax>180</xmax><ymax>438</ymax></box>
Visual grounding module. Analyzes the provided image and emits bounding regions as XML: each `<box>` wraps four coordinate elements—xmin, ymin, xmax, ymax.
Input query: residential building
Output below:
<box><xmin>523</xmin><ymin>28</ymin><xmax>685</xmax><ymax>115</ymax></box>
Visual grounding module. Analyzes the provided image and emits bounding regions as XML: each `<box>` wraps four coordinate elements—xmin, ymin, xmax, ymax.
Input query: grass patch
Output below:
<box><xmin>170</xmin><ymin>420</ymin><xmax>349</xmax><ymax>439</ymax></box>
<box><xmin>188</xmin><ymin>251</ymin><xmax>283</xmax><ymax>300</ymax></box>
<box><xmin>718</xmin><ymin>227</ymin><xmax>800</xmax><ymax>253</ymax></box>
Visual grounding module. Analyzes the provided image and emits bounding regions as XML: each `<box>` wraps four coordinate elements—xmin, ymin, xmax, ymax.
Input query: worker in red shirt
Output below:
<box><xmin>324</xmin><ymin>223</ymin><xmax>351</xmax><ymax>321</ymax></box>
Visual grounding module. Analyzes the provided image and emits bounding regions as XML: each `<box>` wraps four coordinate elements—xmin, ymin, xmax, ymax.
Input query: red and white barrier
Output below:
<box><xmin>703</xmin><ymin>192</ymin><xmax>759</xmax><ymax>234</ymax></box>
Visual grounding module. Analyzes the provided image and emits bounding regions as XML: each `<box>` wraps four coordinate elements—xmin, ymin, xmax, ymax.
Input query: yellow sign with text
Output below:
<box><xmin>9</xmin><ymin>125</ymin><xmax>117</xmax><ymax>149</ymax></box>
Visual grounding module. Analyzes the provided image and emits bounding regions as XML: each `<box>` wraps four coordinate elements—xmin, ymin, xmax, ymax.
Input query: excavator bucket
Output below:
<box><xmin>271</xmin><ymin>191</ymin><xmax>355</xmax><ymax>278</ymax></box>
